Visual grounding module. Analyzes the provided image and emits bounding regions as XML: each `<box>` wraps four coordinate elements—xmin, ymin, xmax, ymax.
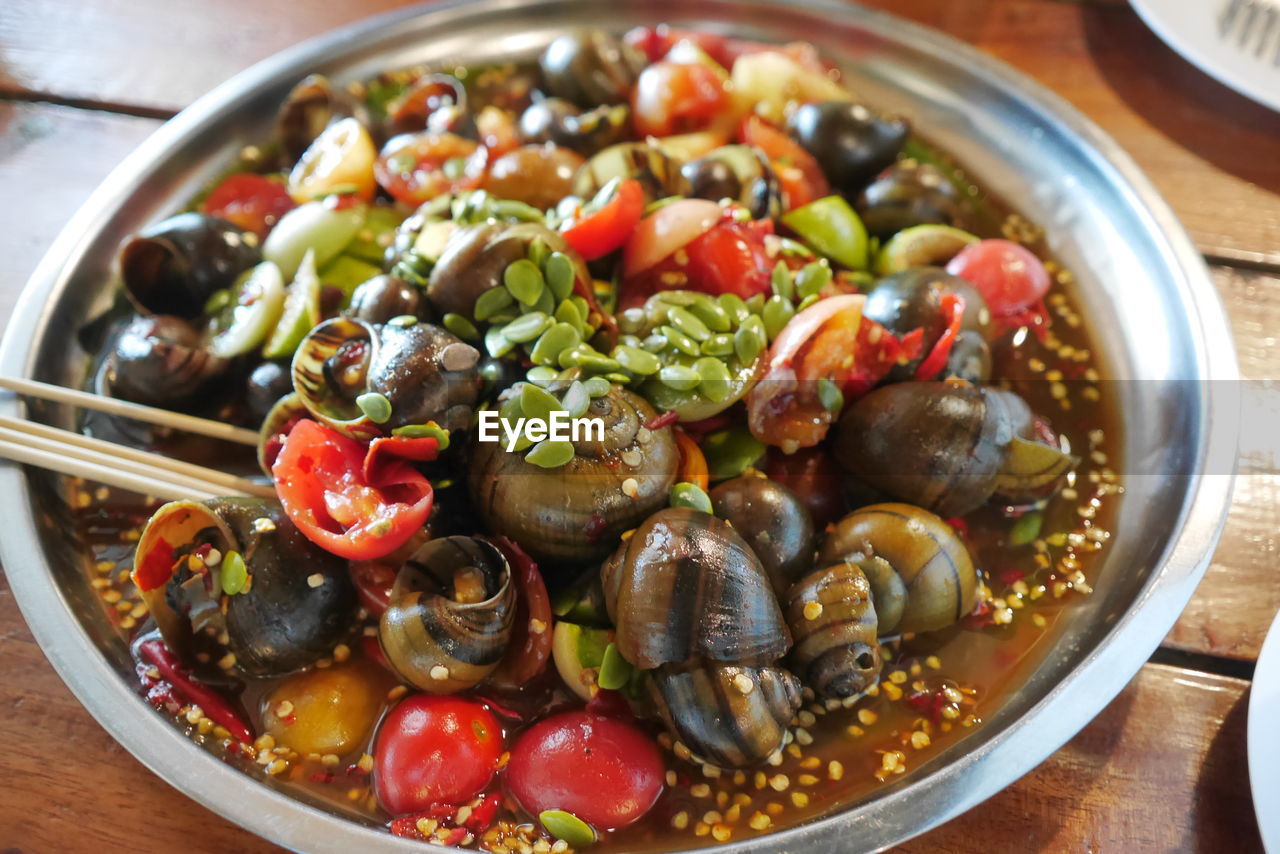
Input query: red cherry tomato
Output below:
<box><xmin>738</xmin><ymin>116</ymin><xmax>831</xmax><ymax>210</ymax></box>
<box><xmin>199</xmin><ymin>173</ymin><xmax>295</xmax><ymax>239</ymax></box>
<box><xmin>681</xmin><ymin>216</ymin><xmax>776</xmax><ymax>299</ymax></box>
<box><xmin>374</xmin><ymin>132</ymin><xmax>487</xmax><ymax>205</ymax></box>
<box><xmin>505</xmin><ymin>709</ymin><xmax>665</xmax><ymax>829</ymax></box>
<box><xmin>631</xmin><ymin>61</ymin><xmax>730</xmax><ymax>138</ymax></box>
<box><xmin>561</xmin><ymin>178</ymin><xmax>645</xmax><ymax>261</ymax></box>
<box><xmin>272</xmin><ymin>420</ymin><xmax>433</xmax><ymax>561</ymax></box>
<box><xmin>945</xmin><ymin>239</ymin><xmax>1050</xmax><ymax>318</ymax></box>
<box><xmin>374</xmin><ymin>695</ymin><xmax>504</xmax><ymax>814</ymax></box>
<box><xmin>624</xmin><ymin>25</ymin><xmax>831</xmax><ymax>73</ymax></box>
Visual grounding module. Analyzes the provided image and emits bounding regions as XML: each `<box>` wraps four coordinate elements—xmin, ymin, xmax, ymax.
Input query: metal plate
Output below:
<box><xmin>0</xmin><ymin>1</ymin><xmax>1239</xmax><ymax>851</ymax></box>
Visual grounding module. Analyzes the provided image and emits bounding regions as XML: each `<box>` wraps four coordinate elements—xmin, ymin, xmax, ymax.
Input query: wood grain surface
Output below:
<box><xmin>0</xmin><ymin>0</ymin><xmax>1276</xmax><ymax>851</ymax></box>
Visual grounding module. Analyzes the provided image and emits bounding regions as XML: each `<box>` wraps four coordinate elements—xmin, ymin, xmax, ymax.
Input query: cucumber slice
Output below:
<box><xmin>263</xmin><ymin>250</ymin><xmax>322</xmax><ymax>359</ymax></box>
<box><xmin>876</xmin><ymin>224</ymin><xmax>979</xmax><ymax>274</ymax></box>
<box><xmin>206</xmin><ymin>261</ymin><xmax>286</xmax><ymax>358</ymax></box>
<box><xmin>344</xmin><ymin>204</ymin><xmax>407</xmax><ymax>265</ymax></box>
<box><xmin>318</xmin><ymin>253</ymin><xmax>382</xmax><ymax>304</ymax></box>
<box><xmin>781</xmin><ymin>195</ymin><xmax>869</xmax><ymax>271</ymax></box>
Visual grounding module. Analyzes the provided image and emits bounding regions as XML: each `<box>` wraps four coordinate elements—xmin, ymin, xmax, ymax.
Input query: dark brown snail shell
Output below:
<box><xmin>710</xmin><ymin>475</ymin><xmax>816</xmax><ymax>597</ymax></box>
<box><xmin>855</xmin><ymin>161</ymin><xmax>963</xmax><ymax>238</ymax></box>
<box><xmin>426</xmin><ymin>222</ymin><xmax>588</xmax><ymax>321</ymax></box>
<box><xmin>379</xmin><ymin>536</ymin><xmax>516</xmax><ymax>693</ymax></box>
<box><xmin>246</xmin><ymin>360</ymin><xmax>294</xmax><ymax>423</ymax></box>
<box><xmin>683</xmin><ymin>145</ymin><xmax>783</xmax><ymax>221</ymax></box>
<box><xmin>787</xmin><ymin>101</ymin><xmax>910</xmax><ymax>196</ymax></box>
<box><xmin>275</xmin><ymin>74</ymin><xmax>375</xmax><ymax>164</ymax></box>
<box><xmin>539</xmin><ymin>29</ymin><xmax>647</xmax><ymax>108</ymax></box>
<box><xmin>861</xmin><ymin>267</ymin><xmax>993</xmax><ymax>382</ymax></box>
<box><xmin>519</xmin><ymin>97</ymin><xmax>630</xmax><ymax>155</ymax></box>
<box><xmin>484</xmin><ymin>144</ymin><xmax>586</xmax><ymax>211</ymax></box>
<box><xmin>119</xmin><ymin>212</ymin><xmax>261</xmax><ymax>319</ymax></box>
<box><xmin>292</xmin><ymin>317</ymin><xmax>481</xmax><ymax>438</ymax></box>
<box><xmin>468</xmin><ymin>387</ymin><xmax>678</xmax><ymax>569</ymax></box>
<box><xmin>832</xmin><ymin>381</ymin><xmax>1031</xmax><ymax>517</ymax></box>
<box><xmin>600</xmin><ymin>507</ymin><xmax>791</xmax><ymax>671</ymax></box>
<box><xmin>650</xmin><ymin>663</ymin><xmax>802</xmax><ymax>769</ymax></box>
<box><xmin>134</xmin><ymin>498</ymin><xmax>357</xmax><ymax>678</ymax></box>
<box><xmin>105</xmin><ymin>314</ymin><xmax>229</xmax><ymax>406</ymax></box>
<box><xmin>784</xmin><ymin>561</ymin><xmax>881</xmax><ymax>699</ymax></box>
<box><xmin>817</xmin><ymin>502</ymin><xmax>976</xmax><ymax>634</ymax></box>
<box><xmin>346</xmin><ymin>274</ymin><xmax>430</xmax><ymax>325</ymax></box>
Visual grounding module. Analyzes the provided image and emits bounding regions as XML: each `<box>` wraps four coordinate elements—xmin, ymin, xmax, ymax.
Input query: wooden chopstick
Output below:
<box><xmin>0</xmin><ymin>437</ymin><xmax>221</xmax><ymax>502</ymax></box>
<box><xmin>0</xmin><ymin>417</ymin><xmax>275</xmax><ymax>499</ymax></box>
<box><xmin>0</xmin><ymin>376</ymin><xmax>260</xmax><ymax>446</ymax></box>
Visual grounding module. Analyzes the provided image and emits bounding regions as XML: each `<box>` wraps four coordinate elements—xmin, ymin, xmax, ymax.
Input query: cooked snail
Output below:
<box><xmin>133</xmin><ymin>498</ymin><xmax>357</xmax><ymax>678</ymax></box>
<box><xmin>483</xmin><ymin>144</ymin><xmax>586</xmax><ymax>210</ymax></box>
<box><xmin>119</xmin><ymin>212</ymin><xmax>261</xmax><ymax>318</ymax></box>
<box><xmin>856</xmin><ymin>161</ymin><xmax>963</xmax><ymax>237</ymax></box>
<box><xmin>682</xmin><ymin>145</ymin><xmax>783</xmax><ymax>220</ymax></box>
<box><xmin>784</xmin><ymin>561</ymin><xmax>881</xmax><ymax>698</ymax></box>
<box><xmin>834</xmin><ymin>381</ymin><xmax>1056</xmax><ymax>517</ymax></box>
<box><xmin>519</xmin><ymin>96</ymin><xmax>630</xmax><ymax>155</ymax></box>
<box><xmin>710</xmin><ymin>475</ymin><xmax>816</xmax><ymax>596</ymax></box>
<box><xmin>573</xmin><ymin>142</ymin><xmax>691</xmax><ymax>204</ymax></box>
<box><xmin>469</xmin><ymin>386</ymin><xmax>678</xmax><ymax>568</ymax></box>
<box><xmin>104</xmin><ymin>314</ymin><xmax>229</xmax><ymax>406</ymax></box>
<box><xmin>817</xmin><ymin>502</ymin><xmax>976</xmax><ymax>634</ymax></box>
<box><xmin>539</xmin><ymin>29</ymin><xmax>646</xmax><ymax>108</ymax></box>
<box><xmin>379</xmin><ymin>536</ymin><xmax>516</xmax><ymax>693</ymax></box>
<box><xmin>292</xmin><ymin>316</ymin><xmax>481</xmax><ymax>438</ymax></box>
<box><xmin>787</xmin><ymin>101</ymin><xmax>910</xmax><ymax>196</ymax></box>
<box><xmin>346</xmin><ymin>274</ymin><xmax>430</xmax><ymax>325</ymax></box>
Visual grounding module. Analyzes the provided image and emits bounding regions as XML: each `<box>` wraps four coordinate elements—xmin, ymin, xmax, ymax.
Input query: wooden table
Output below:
<box><xmin>1</xmin><ymin>0</ymin><xmax>1276</xmax><ymax>850</ymax></box>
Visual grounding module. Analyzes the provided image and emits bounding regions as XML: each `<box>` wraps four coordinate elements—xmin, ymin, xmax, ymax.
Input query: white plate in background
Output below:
<box><xmin>1249</xmin><ymin>607</ymin><xmax>1280</xmax><ymax>852</ymax></box>
<box><xmin>1131</xmin><ymin>0</ymin><xmax>1280</xmax><ymax>112</ymax></box>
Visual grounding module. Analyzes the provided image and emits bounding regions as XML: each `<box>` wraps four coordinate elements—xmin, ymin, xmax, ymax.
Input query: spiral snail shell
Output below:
<box><xmin>379</xmin><ymin>536</ymin><xmax>516</xmax><ymax>694</ymax></box>
<box><xmin>784</xmin><ymin>561</ymin><xmax>882</xmax><ymax>699</ymax></box>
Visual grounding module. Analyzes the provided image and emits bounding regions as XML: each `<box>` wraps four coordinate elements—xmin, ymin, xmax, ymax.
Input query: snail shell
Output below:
<box><xmin>600</xmin><ymin>507</ymin><xmax>791</xmax><ymax>671</ymax></box>
<box><xmin>468</xmin><ymin>387</ymin><xmax>678</xmax><ymax>569</ymax></box>
<box><xmin>833</xmin><ymin>381</ymin><xmax>1031</xmax><ymax>517</ymax></box>
<box><xmin>710</xmin><ymin>475</ymin><xmax>816</xmax><ymax>597</ymax></box>
<box><xmin>784</xmin><ymin>561</ymin><xmax>881</xmax><ymax>699</ymax></box>
<box><xmin>379</xmin><ymin>536</ymin><xmax>516</xmax><ymax>694</ymax></box>
<box><xmin>105</xmin><ymin>314</ymin><xmax>230</xmax><ymax>407</ymax></box>
<box><xmin>650</xmin><ymin>663</ymin><xmax>803</xmax><ymax>769</ymax></box>
<box><xmin>292</xmin><ymin>317</ymin><xmax>480</xmax><ymax>438</ymax></box>
<box><xmin>817</xmin><ymin>503</ymin><xmax>976</xmax><ymax>634</ymax></box>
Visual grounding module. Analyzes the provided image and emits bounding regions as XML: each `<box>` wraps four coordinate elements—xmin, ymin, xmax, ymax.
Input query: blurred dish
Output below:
<box><xmin>1249</xmin><ymin>606</ymin><xmax>1280</xmax><ymax>852</ymax></box>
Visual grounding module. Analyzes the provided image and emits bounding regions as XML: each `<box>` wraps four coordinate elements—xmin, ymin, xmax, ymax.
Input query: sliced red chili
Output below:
<box><xmin>914</xmin><ymin>292</ymin><xmax>965</xmax><ymax>380</ymax></box>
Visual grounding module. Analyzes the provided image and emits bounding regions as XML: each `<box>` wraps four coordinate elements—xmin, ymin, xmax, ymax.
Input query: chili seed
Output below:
<box><xmin>545</xmin><ymin>252</ymin><xmax>576</xmax><ymax>302</ymax></box>
<box><xmin>658</xmin><ymin>363</ymin><xmax>701</xmax><ymax>391</ymax></box>
<box><xmin>614</xmin><ymin>345</ymin><xmax>661</xmax><ymax>375</ymax></box>
<box><xmin>540</xmin><ymin>810</ymin><xmax>596</xmax><ymax>847</ymax></box>
<box><xmin>473</xmin><ymin>286</ymin><xmax>514</xmax><ymax>322</ymax></box>
<box><xmin>668</xmin><ymin>306</ymin><xmax>712</xmax><ymax>341</ymax></box>
<box><xmin>525</xmin><ymin>439</ymin><xmax>575</xmax><ymax>469</ymax></box>
<box><xmin>761</xmin><ymin>295</ymin><xmax>795</xmax><ymax>339</ymax></box>
<box><xmin>355</xmin><ymin>392</ymin><xmax>392</xmax><ymax>424</ymax></box>
<box><xmin>504</xmin><ymin>259</ymin><xmax>546</xmax><ymax>306</ymax></box>
<box><xmin>502</xmin><ymin>311</ymin><xmax>551</xmax><ymax>343</ymax></box>
<box><xmin>670</xmin><ymin>481</ymin><xmax>713</xmax><ymax>513</ymax></box>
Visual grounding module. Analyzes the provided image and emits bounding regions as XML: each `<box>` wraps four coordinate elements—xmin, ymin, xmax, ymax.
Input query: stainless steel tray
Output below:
<box><xmin>0</xmin><ymin>1</ymin><xmax>1239</xmax><ymax>851</ymax></box>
